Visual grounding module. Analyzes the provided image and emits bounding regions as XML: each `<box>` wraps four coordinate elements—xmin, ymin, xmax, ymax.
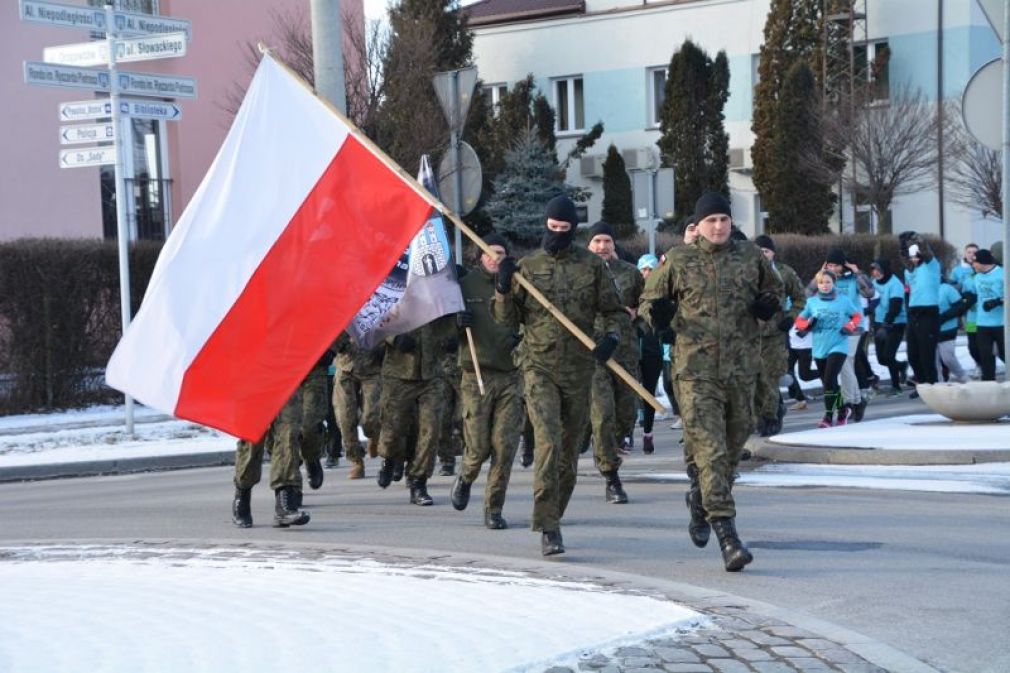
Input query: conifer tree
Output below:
<box><xmin>601</xmin><ymin>145</ymin><xmax>636</xmax><ymax>238</ymax></box>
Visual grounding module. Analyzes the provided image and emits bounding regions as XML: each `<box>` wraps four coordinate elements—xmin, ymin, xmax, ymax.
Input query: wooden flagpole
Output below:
<box><xmin>259</xmin><ymin>45</ymin><xmax>665</xmax><ymax>414</ymax></box>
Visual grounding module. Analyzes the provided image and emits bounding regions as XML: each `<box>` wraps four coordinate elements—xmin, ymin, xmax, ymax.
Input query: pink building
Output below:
<box><xmin>2</xmin><ymin>0</ymin><xmax>363</xmax><ymax>241</ymax></box>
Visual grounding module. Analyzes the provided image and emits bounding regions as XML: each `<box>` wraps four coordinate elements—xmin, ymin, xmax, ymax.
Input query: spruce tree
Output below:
<box><xmin>766</xmin><ymin>61</ymin><xmax>833</xmax><ymax>234</ymax></box>
<box><xmin>484</xmin><ymin>129</ymin><xmax>568</xmax><ymax>244</ymax></box>
<box><xmin>751</xmin><ymin>0</ymin><xmax>824</xmax><ymax>205</ymax></box>
<box><xmin>657</xmin><ymin>40</ymin><xmax>731</xmax><ymax>221</ymax></box>
<box><xmin>601</xmin><ymin>145</ymin><xmax>636</xmax><ymax>238</ymax></box>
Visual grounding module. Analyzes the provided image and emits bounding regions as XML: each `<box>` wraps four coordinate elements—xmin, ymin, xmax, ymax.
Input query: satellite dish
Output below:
<box><xmin>962</xmin><ymin>57</ymin><xmax>1002</xmax><ymax>151</ymax></box>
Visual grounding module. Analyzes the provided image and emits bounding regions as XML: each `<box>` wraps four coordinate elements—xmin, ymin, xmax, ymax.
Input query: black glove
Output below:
<box><xmin>456</xmin><ymin>310</ymin><xmax>474</xmax><ymax>329</ymax></box>
<box><xmin>777</xmin><ymin>317</ymin><xmax>793</xmax><ymax>333</ymax></box>
<box><xmin>496</xmin><ymin>256</ymin><xmax>517</xmax><ymax>294</ymax></box>
<box><xmin>392</xmin><ymin>334</ymin><xmax>416</xmax><ymax>353</ymax></box>
<box><xmin>443</xmin><ymin>337</ymin><xmax>459</xmax><ymax>354</ymax></box>
<box><xmin>591</xmin><ymin>333</ymin><xmax>620</xmax><ymax>363</ymax></box>
<box><xmin>983</xmin><ymin>298</ymin><xmax>1003</xmax><ymax>311</ymax></box>
<box><xmin>649</xmin><ymin>297</ymin><xmax>677</xmax><ymax>329</ymax></box>
<box><xmin>751</xmin><ymin>292</ymin><xmax>780</xmax><ymax>321</ymax></box>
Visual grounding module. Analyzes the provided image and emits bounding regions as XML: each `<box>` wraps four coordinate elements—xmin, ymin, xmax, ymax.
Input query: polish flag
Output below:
<box><xmin>106</xmin><ymin>54</ymin><xmax>434</xmax><ymax>440</ymax></box>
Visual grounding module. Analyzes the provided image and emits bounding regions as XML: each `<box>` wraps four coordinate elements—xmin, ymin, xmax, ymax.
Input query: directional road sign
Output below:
<box><xmin>59</xmin><ymin>99</ymin><xmax>113</xmax><ymax>122</ymax></box>
<box><xmin>19</xmin><ymin>0</ymin><xmax>105</xmax><ymax>31</ymax></box>
<box><xmin>112</xmin><ymin>10</ymin><xmax>191</xmax><ymax>40</ymax></box>
<box><xmin>44</xmin><ymin>32</ymin><xmax>187</xmax><ymax>68</ymax></box>
<box><xmin>116</xmin><ymin>70</ymin><xmax>196</xmax><ymax>99</ymax></box>
<box><xmin>59</xmin><ymin>146</ymin><xmax>116</xmax><ymax>168</ymax></box>
<box><xmin>24</xmin><ymin>61</ymin><xmax>110</xmax><ymax>92</ymax></box>
<box><xmin>59</xmin><ymin>122</ymin><xmax>115</xmax><ymax>145</ymax></box>
<box><xmin>118</xmin><ymin>98</ymin><xmax>182</xmax><ymax>121</ymax></box>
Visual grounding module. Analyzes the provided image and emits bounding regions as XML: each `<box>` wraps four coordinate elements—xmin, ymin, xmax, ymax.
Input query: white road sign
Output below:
<box><xmin>118</xmin><ymin>98</ymin><xmax>182</xmax><ymax>121</ymax></box>
<box><xmin>59</xmin><ymin>146</ymin><xmax>116</xmax><ymax>168</ymax></box>
<box><xmin>115</xmin><ymin>32</ymin><xmax>187</xmax><ymax>63</ymax></box>
<box><xmin>24</xmin><ymin>61</ymin><xmax>110</xmax><ymax>92</ymax></box>
<box><xmin>59</xmin><ymin>99</ymin><xmax>113</xmax><ymax>122</ymax></box>
<box><xmin>112</xmin><ymin>10</ymin><xmax>191</xmax><ymax>40</ymax></box>
<box><xmin>59</xmin><ymin>122</ymin><xmax>115</xmax><ymax>145</ymax></box>
<box><xmin>44</xmin><ymin>32</ymin><xmax>187</xmax><ymax>68</ymax></box>
<box><xmin>19</xmin><ymin>0</ymin><xmax>105</xmax><ymax>31</ymax></box>
<box><xmin>116</xmin><ymin>70</ymin><xmax>196</xmax><ymax>99</ymax></box>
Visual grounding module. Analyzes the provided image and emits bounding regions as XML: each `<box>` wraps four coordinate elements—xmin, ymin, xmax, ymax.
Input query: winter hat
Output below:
<box><xmin>545</xmin><ymin>195</ymin><xmax>579</xmax><ymax>227</ymax></box>
<box><xmin>974</xmin><ymin>249</ymin><xmax>996</xmax><ymax>265</ymax></box>
<box><xmin>692</xmin><ymin>192</ymin><xmax>732</xmax><ymax>223</ymax></box>
<box><xmin>825</xmin><ymin>247</ymin><xmax>847</xmax><ymax>265</ymax></box>
<box><xmin>588</xmin><ymin>221</ymin><xmax>616</xmax><ymax>240</ymax></box>
<box><xmin>637</xmin><ymin>253</ymin><xmax>659</xmax><ymax>271</ymax></box>
<box><xmin>483</xmin><ymin>232</ymin><xmax>510</xmax><ymax>255</ymax></box>
<box><xmin>754</xmin><ymin>234</ymin><xmax>775</xmax><ymax>252</ymax></box>
<box><xmin>730</xmin><ymin>227</ymin><xmax>748</xmax><ymax>242</ymax></box>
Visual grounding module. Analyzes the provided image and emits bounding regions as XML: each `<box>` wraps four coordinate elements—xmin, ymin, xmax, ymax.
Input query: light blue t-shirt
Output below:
<box><xmin>872</xmin><ymin>275</ymin><xmax>907</xmax><ymax>325</ymax></box>
<box><xmin>938</xmin><ymin>283</ymin><xmax>962</xmax><ymax>333</ymax></box>
<box><xmin>907</xmin><ymin>257</ymin><xmax>941</xmax><ymax>307</ymax></box>
<box><xmin>974</xmin><ymin>265</ymin><xmax>1005</xmax><ymax>327</ymax></box>
<box><xmin>950</xmin><ymin>263</ymin><xmax>973</xmax><ymax>291</ymax></box>
<box><xmin>799</xmin><ymin>294</ymin><xmax>861</xmax><ymax>360</ymax></box>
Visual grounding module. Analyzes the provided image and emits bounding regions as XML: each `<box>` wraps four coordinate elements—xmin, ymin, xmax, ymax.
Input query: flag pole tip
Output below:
<box><xmin>258</xmin><ymin>42</ymin><xmax>274</xmax><ymax>56</ymax></box>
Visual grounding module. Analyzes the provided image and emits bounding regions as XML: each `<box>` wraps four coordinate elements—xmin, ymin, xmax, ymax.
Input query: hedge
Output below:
<box><xmin>0</xmin><ymin>238</ymin><xmax>162</xmax><ymax>414</ymax></box>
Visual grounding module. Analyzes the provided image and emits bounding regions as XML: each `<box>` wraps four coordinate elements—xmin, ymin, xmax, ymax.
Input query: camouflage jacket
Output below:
<box><xmin>596</xmin><ymin>257</ymin><xmax>644</xmax><ymax>368</ymax></box>
<box><xmin>640</xmin><ymin>236</ymin><xmax>783</xmax><ymax>381</ymax></box>
<box><xmin>492</xmin><ymin>245</ymin><xmax>624</xmax><ymax>373</ymax></box>
<box><xmin>334</xmin><ymin>333</ymin><xmax>384</xmax><ymax>376</ymax></box>
<box><xmin>458</xmin><ymin>266</ymin><xmax>519</xmax><ymax>373</ymax></box>
<box><xmin>757</xmin><ymin>261</ymin><xmax>805</xmax><ymax>338</ymax></box>
<box><xmin>381</xmin><ymin>315</ymin><xmax>455</xmax><ymax>381</ymax></box>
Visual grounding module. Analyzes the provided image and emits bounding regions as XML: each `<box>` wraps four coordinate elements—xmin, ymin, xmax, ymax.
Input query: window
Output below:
<box><xmin>482</xmin><ymin>83</ymin><xmax>508</xmax><ymax>117</ymax></box>
<box><xmin>854</xmin><ymin>40</ymin><xmax>890</xmax><ymax>100</ymax></box>
<box><xmin>648</xmin><ymin>66</ymin><xmax>666</xmax><ymax>128</ymax></box>
<box><xmin>553</xmin><ymin>75</ymin><xmax>584</xmax><ymax>133</ymax></box>
<box><xmin>101</xmin><ymin>116</ymin><xmax>171</xmax><ymax>241</ymax></box>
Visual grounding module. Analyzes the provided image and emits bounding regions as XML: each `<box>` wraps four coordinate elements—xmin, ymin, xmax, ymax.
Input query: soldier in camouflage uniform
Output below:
<box><xmin>332</xmin><ymin>333</ymin><xmax>384</xmax><ymax>479</ymax></box>
<box><xmin>374</xmin><ymin>317</ymin><xmax>454</xmax><ymax>505</ymax></box>
<box><xmin>231</xmin><ymin>350</ymin><xmax>333</xmax><ymax>528</ymax></box>
<box><xmin>753</xmin><ymin>235</ymin><xmax>806</xmax><ymax>437</ymax></box>
<box><xmin>436</xmin><ymin>349</ymin><xmax>463</xmax><ymax>476</ymax></box>
<box><xmin>492</xmin><ymin>195</ymin><xmax>624</xmax><ymax>556</ymax></box>
<box><xmin>586</xmin><ymin>221</ymin><xmax>644</xmax><ymax>504</ymax></box>
<box><xmin>450</xmin><ymin>234</ymin><xmax>524</xmax><ymax>529</ymax></box>
<box><xmin>640</xmin><ymin>193</ymin><xmax>782</xmax><ymax>572</ymax></box>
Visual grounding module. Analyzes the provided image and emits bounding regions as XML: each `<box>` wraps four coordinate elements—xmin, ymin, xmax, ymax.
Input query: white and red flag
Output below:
<box><xmin>106</xmin><ymin>53</ymin><xmax>434</xmax><ymax>440</ymax></box>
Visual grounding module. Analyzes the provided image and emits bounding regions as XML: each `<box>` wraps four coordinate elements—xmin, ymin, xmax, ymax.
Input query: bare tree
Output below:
<box><xmin>837</xmin><ymin>84</ymin><xmax>947</xmax><ymax>234</ymax></box>
<box><xmin>945</xmin><ymin>98</ymin><xmax>1002</xmax><ymax>219</ymax></box>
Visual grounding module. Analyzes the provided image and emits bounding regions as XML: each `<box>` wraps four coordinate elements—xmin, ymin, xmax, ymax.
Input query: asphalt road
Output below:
<box><xmin>0</xmin><ymin>393</ymin><xmax>1007</xmax><ymax>673</ymax></box>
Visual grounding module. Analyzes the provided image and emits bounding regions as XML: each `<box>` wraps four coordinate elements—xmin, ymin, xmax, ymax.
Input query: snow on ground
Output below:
<box><xmin>0</xmin><ymin>545</ymin><xmax>702</xmax><ymax>673</ymax></box>
<box><xmin>640</xmin><ymin>462</ymin><xmax>1010</xmax><ymax>495</ymax></box>
<box><xmin>0</xmin><ymin>404</ymin><xmax>166</xmax><ymax>432</ymax></box>
<box><xmin>769</xmin><ymin>413</ymin><xmax>1010</xmax><ymax>450</ymax></box>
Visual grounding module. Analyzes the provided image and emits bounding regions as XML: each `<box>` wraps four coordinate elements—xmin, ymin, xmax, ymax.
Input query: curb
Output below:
<box><xmin>0</xmin><ymin>538</ymin><xmax>946</xmax><ymax>673</ymax></box>
<box><xmin>745</xmin><ymin>436</ymin><xmax>1010</xmax><ymax>465</ymax></box>
<box><xmin>0</xmin><ymin>451</ymin><xmax>234</xmax><ymax>483</ymax></box>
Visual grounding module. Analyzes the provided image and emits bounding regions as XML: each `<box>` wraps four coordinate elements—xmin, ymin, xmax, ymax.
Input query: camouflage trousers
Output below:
<box><xmin>333</xmin><ymin>371</ymin><xmax>381</xmax><ymax>460</ymax></box>
<box><xmin>754</xmin><ymin>333</ymin><xmax>788</xmax><ymax>421</ymax></box>
<box><xmin>437</xmin><ymin>371</ymin><xmax>463</xmax><ymax>464</ymax></box>
<box><xmin>523</xmin><ymin>364</ymin><xmax>593</xmax><ymax>532</ymax></box>
<box><xmin>376</xmin><ymin>376</ymin><xmax>445</xmax><ymax>481</ymax></box>
<box><xmin>590</xmin><ymin>362</ymin><xmax>638</xmax><ymax>473</ymax></box>
<box><xmin>676</xmin><ymin>375</ymin><xmax>756</xmax><ymax>519</ymax></box>
<box><xmin>459</xmin><ymin>369</ymin><xmax>523</xmax><ymax>516</ymax></box>
<box><xmin>233</xmin><ymin>367</ymin><xmax>328</xmax><ymax>491</ymax></box>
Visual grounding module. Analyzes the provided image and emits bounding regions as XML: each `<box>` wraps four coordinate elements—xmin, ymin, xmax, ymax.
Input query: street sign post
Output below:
<box><xmin>59</xmin><ymin>99</ymin><xmax>113</xmax><ymax>121</ymax></box>
<box><xmin>59</xmin><ymin>122</ymin><xmax>115</xmax><ymax>145</ymax></box>
<box><xmin>19</xmin><ymin>0</ymin><xmax>105</xmax><ymax>31</ymax></box>
<box><xmin>44</xmin><ymin>32</ymin><xmax>187</xmax><ymax>68</ymax></box>
<box><xmin>59</xmin><ymin>146</ymin><xmax>116</xmax><ymax>168</ymax></box>
<box><xmin>112</xmin><ymin>9</ymin><xmax>191</xmax><ymax>39</ymax></box>
<box><xmin>118</xmin><ymin>98</ymin><xmax>182</xmax><ymax>121</ymax></box>
<box><xmin>116</xmin><ymin>70</ymin><xmax>197</xmax><ymax>98</ymax></box>
<box><xmin>433</xmin><ymin>66</ymin><xmax>479</xmax><ymax>264</ymax></box>
<box><xmin>44</xmin><ymin>41</ymin><xmax>108</xmax><ymax>67</ymax></box>
<box><xmin>24</xmin><ymin>61</ymin><xmax>110</xmax><ymax>92</ymax></box>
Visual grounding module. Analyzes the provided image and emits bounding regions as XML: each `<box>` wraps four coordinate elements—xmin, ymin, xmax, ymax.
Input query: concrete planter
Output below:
<box><xmin>916</xmin><ymin>381</ymin><xmax>1010</xmax><ymax>422</ymax></box>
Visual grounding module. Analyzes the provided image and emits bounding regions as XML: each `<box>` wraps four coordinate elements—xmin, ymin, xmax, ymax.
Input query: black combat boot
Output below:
<box><xmin>409</xmin><ymin>476</ymin><xmax>433</xmax><ymax>506</ymax></box>
<box><xmin>450</xmin><ymin>475</ymin><xmax>471</xmax><ymax>511</ymax></box>
<box><xmin>685</xmin><ymin>465</ymin><xmax>710</xmax><ymax>548</ymax></box>
<box><xmin>711</xmin><ymin>517</ymin><xmax>753</xmax><ymax>572</ymax></box>
<box><xmin>541</xmin><ymin>529</ymin><xmax>565</xmax><ymax>556</ymax></box>
<box><xmin>392</xmin><ymin>461</ymin><xmax>405</xmax><ymax>482</ymax></box>
<box><xmin>377</xmin><ymin>458</ymin><xmax>394</xmax><ymax>489</ymax></box>
<box><xmin>603</xmin><ymin>470</ymin><xmax>628</xmax><ymax>504</ymax></box>
<box><xmin>273</xmin><ymin>487</ymin><xmax>310</xmax><ymax>528</ymax></box>
<box><xmin>306</xmin><ymin>458</ymin><xmax>324</xmax><ymax>490</ymax></box>
<box><xmin>324</xmin><ymin>439</ymin><xmax>340</xmax><ymax>469</ymax></box>
<box><xmin>484</xmin><ymin>511</ymin><xmax>508</xmax><ymax>530</ymax></box>
<box><xmin>438</xmin><ymin>459</ymin><xmax>455</xmax><ymax>476</ymax></box>
<box><xmin>231</xmin><ymin>487</ymin><xmax>252</xmax><ymax>528</ymax></box>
